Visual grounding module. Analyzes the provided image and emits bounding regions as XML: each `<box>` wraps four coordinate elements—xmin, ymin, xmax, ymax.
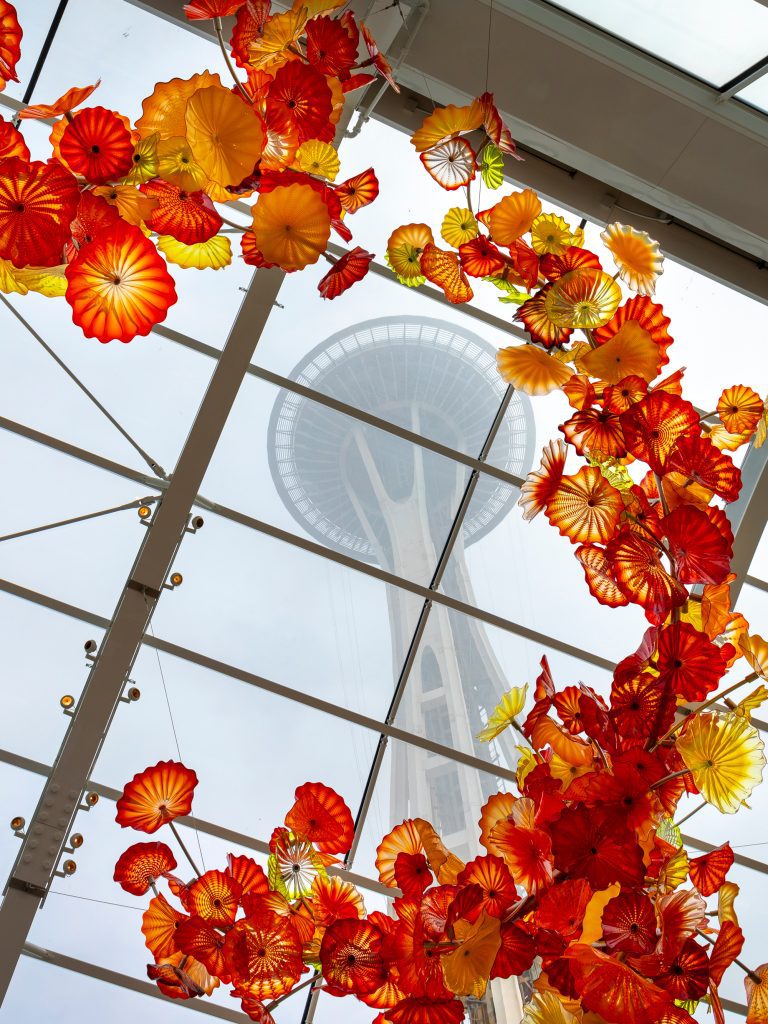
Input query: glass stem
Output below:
<box><xmin>169</xmin><ymin>820</ymin><xmax>202</xmax><ymax>879</ymax></box>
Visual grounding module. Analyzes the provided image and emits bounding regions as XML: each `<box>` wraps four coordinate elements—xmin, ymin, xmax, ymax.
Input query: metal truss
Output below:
<box><xmin>0</xmin><ymin>267</ymin><xmax>287</xmax><ymax>1002</ymax></box>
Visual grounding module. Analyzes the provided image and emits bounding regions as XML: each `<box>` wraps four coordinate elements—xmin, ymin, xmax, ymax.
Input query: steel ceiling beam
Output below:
<box><xmin>726</xmin><ymin>440</ymin><xmax>768</xmax><ymax>605</ymax></box>
<box><xmin>0</xmin><ymin>266</ymin><xmax>286</xmax><ymax>1004</ymax></box>
<box><xmin>20</xmin><ymin>943</ymin><xmax>249</xmax><ymax>1022</ymax></box>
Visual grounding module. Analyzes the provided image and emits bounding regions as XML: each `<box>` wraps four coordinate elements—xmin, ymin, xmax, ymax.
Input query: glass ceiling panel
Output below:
<box><xmin>148</xmin><ymin>514</ymin><xmax>423</xmax><ymax>723</ymax></box>
<box><xmin>747</xmin><ymin>522</ymin><xmax>768</xmax><ymax>584</ymax></box>
<box><xmin>438</xmin><ymin>473</ymin><xmax>647</xmax><ymax>665</ymax></box>
<box><xmin>737</xmin><ymin>73</ymin><xmax>768</xmax><ymax>114</ymax></box>
<box><xmin>0</xmin><ymin>594</ymin><xmax>105</xmax><ymax>764</ymax></box>
<box><xmin>1</xmin><ymin>294</ymin><xmax>215</xmax><ymax>478</ymax></box>
<box><xmin>95</xmin><ymin>645</ymin><xmax>378</xmax><ymax>838</ymax></box>
<box><xmin>543</xmin><ymin>0</ymin><xmax>768</xmax><ymax>87</ymax></box>
<box><xmin>251</xmin><ymin>272</ymin><xmax>520</xmax><ymax>458</ymax></box>
<box><xmin>391</xmin><ymin>599</ymin><xmax>615</xmax><ymax>773</ymax></box>
<box><xmin>202</xmin><ymin>373</ymin><xmax>473</xmax><ymax>587</ymax></box>
<box><xmin>0</xmin><ymin>430</ymin><xmax>145</xmax><ymax>612</ymax></box>
<box><xmin>25</xmin><ymin>0</ymin><xmax>220</xmax><ymax>125</ymax></box>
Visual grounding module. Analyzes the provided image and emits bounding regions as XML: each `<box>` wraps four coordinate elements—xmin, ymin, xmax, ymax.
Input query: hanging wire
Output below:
<box><xmin>0</xmin><ymin>295</ymin><xmax>168</xmax><ymax>479</ymax></box>
<box><xmin>144</xmin><ymin>608</ymin><xmax>207</xmax><ymax>874</ymax></box>
<box><xmin>0</xmin><ymin>497</ymin><xmax>158</xmax><ymax>544</ymax></box>
<box><xmin>47</xmin><ymin>891</ymin><xmax>142</xmax><ymax>912</ymax></box>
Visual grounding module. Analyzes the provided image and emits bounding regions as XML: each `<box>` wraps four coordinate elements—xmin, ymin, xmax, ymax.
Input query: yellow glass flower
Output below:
<box><xmin>530</xmin><ymin>213</ymin><xmax>577</xmax><ymax>255</ymax></box>
<box><xmin>122</xmin><ymin>132</ymin><xmax>159</xmax><ymax>185</ymax></box>
<box><xmin>251</xmin><ymin>183</ymin><xmax>331</xmax><ymax>271</ymax></box>
<box><xmin>477</xmin><ymin>684</ymin><xmax>528</xmax><ymax>742</ymax></box>
<box><xmin>386</xmin><ymin>223</ymin><xmax>434</xmax><ymax>282</ymax></box>
<box><xmin>523</xmin><ymin>990</ymin><xmax>581</xmax><ymax>1024</ymax></box>
<box><xmin>92</xmin><ymin>185</ymin><xmax>159</xmax><ymax>226</ymax></box>
<box><xmin>414</xmin><ymin>818</ymin><xmax>464</xmax><ymax>884</ymax></box>
<box><xmin>676</xmin><ymin>712</ymin><xmax>766</xmax><ymax>814</ymax></box>
<box><xmin>442</xmin><ymin>912</ymin><xmax>501</xmax><ymax>998</ymax></box>
<box><xmin>600</xmin><ymin>222</ymin><xmax>664</xmax><ymax>296</ymax></box>
<box><xmin>544</xmin><ymin>268</ymin><xmax>622</xmax><ymax>329</ymax></box>
<box><xmin>248</xmin><ymin>9</ymin><xmax>308</xmax><ymax>71</ymax></box>
<box><xmin>12</xmin><ymin>263</ymin><xmax>67</xmax><ymax>297</ymax></box>
<box><xmin>497</xmin><ymin>344</ymin><xmax>573</xmax><ymax>395</ymax></box>
<box><xmin>156</xmin><ymin>234</ymin><xmax>232</xmax><ymax>270</ymax></box>
<box><xmin>156</xmin><ymin>136</ymin><xmax>208</xmax><ymax>192</ymax></box>
<box><xmin>296</xmin><ymin>140</ymin><xmax>340</xmax><ymax>182</ymax></box>
<box><xmin>441</xmin><ymin>207</ymin><xmax>478</xmax><ymax>248</ymax></box>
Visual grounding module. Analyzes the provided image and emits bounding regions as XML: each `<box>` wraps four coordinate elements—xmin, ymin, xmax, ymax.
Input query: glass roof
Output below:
<box><xmin>1</xmin><ymin>2</ymin><xmax>768</xmax><ymax>1022</ymax></box>
<box><xmin>543</xmin><ymin>0</ymin><xmax>768</xmax><ymax>88</ymax></box>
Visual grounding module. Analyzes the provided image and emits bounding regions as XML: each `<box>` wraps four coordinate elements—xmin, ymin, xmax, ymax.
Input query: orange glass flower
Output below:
<box><xmin>456</xmin><ymin>856</ymin><xmax>516</xmax><ymax>919</ymax></box>
<box><xmin>115</xmin><ymin>759</ymin><xmax>198</xmax><ymax>833</ymax></box>
<box><xmin>376</xmin><ymin>819</ymin><xmax>423</xmax><ymax>887</ymax></box>
<box><xmin>601</xmin><ymin>222</ymin><xmax>664</xmax><ymax>296</ymax></box>
<box><xmin>544</xmin><ymin>268</ymin><xmax>622</xmax><ymax>329</ymax></box>
<box><xmin>335</xmin><ymin>168</ymin><xmax>379</xmax><ymax>213</ymax></box>
<box><xmin>285</xmin><ymin>781</ymin><xmax>355</xmax><ymax>853</ymax></box>
<box><xmin>187</xmin><ymin>869</ymin><xmax>242</xmax><ymax>927</ymax></box>
<box><xmin>65</xmin><ymin>222</ymin><xmax>178</xmax><ymax>343</ymax></box>
<box><xmin>410</xmin><ymin>98</ymin><xmax>484</xmax><ymax>152</ymax></box>
<box><xmin>266</xmin><ymin>61</ymin><xmax>333</xmax><ymax>143</ymax></box>
<box><xmin>580</xmin><ymin>319</ymin><xmax>663</xmax><ymax>384</ymax></box>
<box><xmin>0</xmin><ymin>1</ymin><xmax>22</xmax><ymax>88</ymax></box>
<box><xmin>20</xmin><ymin>82</ymin><xmax>100</xmax><ymax>120</ymax></box>
<box><xmin>137</xmin><ymin>71</ymin><xmax>223</xmax><ymax>140</ymax></box>
<box><xmin>575</xmin><ymin>543</ymin><xmax>629</xmax><ymax>608</ymax></box>
<box><xmin>620</xmin><ymin>392</ymin><xmax>699</xmax><ymax>473</ymax></box>
<box><xmin>607</xmin><ymin>528</ymin><xmax>687</xmax><ymax>625</ymax></box>
<box><xmin>320</xmin><ymin>919</ymin><xmax>385</xmax><ymax>995</ymax></box>
<box><xmin>142</xmin><ymin>892</ymin><xmax>187</xmax><ymax>958</ymax></box>
<box><xmin>114</xmin><ymin>841</ymin><xmax>177</xmax><ymax>896</ymax></box>
<box><xmin>185</xmin><ymin>85</ymin><xmax>264</xmax><ymax>189</ymax></box>
<box><xmin>223</xmin><ymin>910</ymin><xmax>305</xmax><ymax>1000</ymax></box>
<box><xmin>515</xmin><ymin>286</ymin><xmax>573</xmax><ymax>348</ymax></box>
<box><xmin>318</xmin><ymin>246</ymin><xmax>374</xmax><ymax>299</ymax></box>
<box><xmin>518</xmin><ymin>438</ymin><xmax>567</xmax><ymax>521</ymax></box>
<box><xmin>251</xmin><ymin>183</ymin><xmax>331</xmax><ymax>271</ymax></box>
<box><xmin>545</xmin><ymin>466</ymin><xmax>624</xmax><ymax>545</ymax></box>
<box><xmin>0</xmin><ymin>115</ymin><xmax>29</xmax><ymax>160</ymax></box>
<box><xmin>420</xmin><ymin>243</ymin><xmax>473</xmax><ymax>303</ymax></box>
<box><xmin>489</xmin><ymin>189</ymin><xmax>542</xmax><ymax>245</ymax></box>
<box><xmin>58</xmin><ymin>106</ymin><xmax>135</xmax><ymax>184</ymax></box>
<box><xmin>718</xmin><ymin>384</ymin><xmax>764</xmax><ymax>435</ymax></box>
<box><xmin>497</xmin><ymin>344</ymin><xmax>572</xmax><ymax>396</ymax></box>
<box><xmin>387</xmin><ymin>222</ymin><xmax>433</xmax><ymax>282</ymax></box>
<box><xmin>0</xmin><ymin>158</ymin><xmax>80</xmax><ymax>268</ymax></box>
<box><xmin>175</xmin><ymin>915</ymin><xmax>230</xmax><ymax>982</ymax></box>
<box><xmin>140</xmin><ymin>178</ymin><xmax>222</xmax><ymax>244</ymax></box>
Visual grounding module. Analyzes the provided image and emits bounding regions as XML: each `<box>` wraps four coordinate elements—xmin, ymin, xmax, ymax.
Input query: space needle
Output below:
<box><xmin>268</xmin><ymin>315</ymin><xmax>534</xmax><ymax>1021</ymax></box>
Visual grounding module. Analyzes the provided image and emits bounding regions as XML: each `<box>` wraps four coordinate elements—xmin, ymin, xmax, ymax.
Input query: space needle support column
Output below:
<box><xmin>345</xmin><ymin>384</ymin><xmax>516</xmax><ymax>867</ymax></box>
<box><xmin>0</xmin><ymin>267</ymin><xmax>286</xmax><ymax>1004</ymax></box>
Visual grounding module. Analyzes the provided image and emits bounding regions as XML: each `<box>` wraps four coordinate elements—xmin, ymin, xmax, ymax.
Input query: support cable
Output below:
<box><xmin>0</xmin><ymin>295</ymin><xmax>168</xmax><ymax>479</ymax></box>
<box><xmin>0</xmin><ymin>497</ymin><xmax>158</xmax><ymax>544</ymax></box>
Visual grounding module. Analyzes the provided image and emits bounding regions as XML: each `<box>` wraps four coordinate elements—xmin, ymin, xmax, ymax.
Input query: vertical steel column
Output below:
<box><xmin>0</xmin><ymin>267</ymin><xmax>285</xmax><ymax>1003</ymax></box>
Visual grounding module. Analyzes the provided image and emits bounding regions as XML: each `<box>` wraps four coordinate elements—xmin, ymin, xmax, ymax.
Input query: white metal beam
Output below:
<box><xmin>0</xmin><ymin>266</ymin><xmax>286</xmax><ymax>1004</ymax></box>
